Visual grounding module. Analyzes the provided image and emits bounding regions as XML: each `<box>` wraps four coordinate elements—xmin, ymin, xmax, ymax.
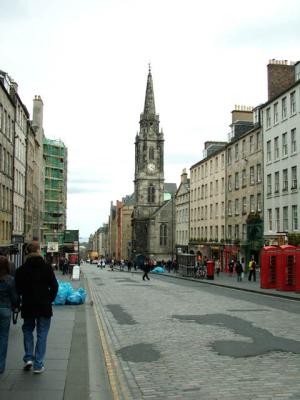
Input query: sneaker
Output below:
<box><xmin>33</xmin><ymin>366</ymin><xmax>45</xmax><ymax>374</ymax></box>
<box><xmin>23</xmin><ymin>361</ymin><xmax>33</xmax><ymax>371</ymax></box>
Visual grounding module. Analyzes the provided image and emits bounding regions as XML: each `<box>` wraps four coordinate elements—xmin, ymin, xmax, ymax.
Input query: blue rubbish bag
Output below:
<box><xmin>66</xmin><ymin>288</ymin><xmax>87</xmax><ymax>305</ymax></box>
<box><xmin>54</xmin><ymin>281</ymin><xmax>74</xmax><ymax>305</ymax></box>
<box><xmin>151</xmin><ymin>266</ymin><xmax>165</xmax><ymax>273</ymax></box>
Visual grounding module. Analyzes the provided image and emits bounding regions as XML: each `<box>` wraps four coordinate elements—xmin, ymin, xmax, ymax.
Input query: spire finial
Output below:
<box><xmin>148</xmin><ymin>62</ymin><xmax>151</xmax><ymax>74</ymax></box>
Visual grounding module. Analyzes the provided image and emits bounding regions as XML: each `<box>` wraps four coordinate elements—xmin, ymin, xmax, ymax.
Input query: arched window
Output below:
<box><xmin>160</xmin><ymin>223</ymin><xmax>167</xmax><ymax>246</ymax></box>
<box><xmin>149</xmin><ymin>146</ymin><xmax>154</xmax><ymax>160</ymax></box>
<box><xmin>148</xmin><ymin>185</ymin><xmax>155</xmax><ymax>203</ymax></box>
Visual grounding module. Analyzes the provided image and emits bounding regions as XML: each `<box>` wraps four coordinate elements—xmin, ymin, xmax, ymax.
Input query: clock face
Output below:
<box><xmin>147</xmin><ymin>163</ymin><xmax>155</xmax><ymax>172</ymax></box>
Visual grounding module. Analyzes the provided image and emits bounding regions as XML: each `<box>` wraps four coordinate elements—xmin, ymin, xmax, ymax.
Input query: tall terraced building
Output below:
<box><xmin>43</xmin><ymin>138</ymin><xmax>68</xmax><ymax>246</ymax></box>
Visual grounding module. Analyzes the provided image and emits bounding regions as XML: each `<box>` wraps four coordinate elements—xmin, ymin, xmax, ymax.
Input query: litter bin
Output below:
<box><xmin>206</xmin><ymin>260</ymin><xmax>215</xmax><ymax>280</ymax></box>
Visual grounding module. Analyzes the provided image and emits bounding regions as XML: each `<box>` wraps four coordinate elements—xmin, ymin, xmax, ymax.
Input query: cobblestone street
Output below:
<box><xmin>83</xmin><ymin>265</ymin><xmax>300</xmax><ymax>400</ymax></box>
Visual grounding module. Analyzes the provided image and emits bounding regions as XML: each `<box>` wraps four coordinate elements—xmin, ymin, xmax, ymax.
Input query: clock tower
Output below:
<box><xmin>132</xmin><ymin>67</ymin><xmax>165</xmax><ymax>256</ymax></box>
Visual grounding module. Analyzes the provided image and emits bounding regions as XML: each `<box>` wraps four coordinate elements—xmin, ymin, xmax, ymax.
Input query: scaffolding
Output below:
<box><xmin>43</xmin><ymin>138</ymin><xmax>68</xmax><ymax>245</ymax></box>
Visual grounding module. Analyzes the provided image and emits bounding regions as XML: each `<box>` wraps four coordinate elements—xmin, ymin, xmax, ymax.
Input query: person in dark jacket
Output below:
<box><xmin>235</xmin><ymin>260</ymin><xmax>243</xmax><ymax>282</ymax></box>
<box><xmin>142</xmin><ymin>260</ymin><xmax>150</xmax><ymax>281</ymax></box>
<box><xmin>0</xmin><ymin>256</ymin><xmax>19</xmax><ymax>374</ymax></box>
<box><xmin>15</xmin><ymin>242</ymin><xmax>58</xmax><ymax>374</ymax></box>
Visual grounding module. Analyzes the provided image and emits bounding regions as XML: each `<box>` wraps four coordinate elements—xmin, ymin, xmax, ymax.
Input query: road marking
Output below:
<box><xmin>86</xmin><ymin>278</ymin><xmax>130</xmax><ymax>400</ymax></box>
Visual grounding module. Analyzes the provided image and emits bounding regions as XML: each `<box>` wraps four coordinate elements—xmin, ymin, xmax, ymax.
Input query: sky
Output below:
<box><xmin>1</xmin><ymin>0</ymin><xmax>300</xmax><ymax>240</ymax></box>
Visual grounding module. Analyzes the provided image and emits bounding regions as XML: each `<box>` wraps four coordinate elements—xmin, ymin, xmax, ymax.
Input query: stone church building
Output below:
<box><xmin>132</xmin><ymin>68</ymin><xmax>176</xmax><ymax>262</ymax></box>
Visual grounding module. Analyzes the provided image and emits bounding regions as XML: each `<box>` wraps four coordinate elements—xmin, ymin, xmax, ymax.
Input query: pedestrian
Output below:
<box><xmin>229</xmin><ymin>259</ymin><xmax>234</xmax><ymax>276</ymax></box>
<box><xmin>0</xmin><ymin>256</ymin><xmax>19</xmax><ymax>374</ymax></box>
<box><xmin>215</xmin><ymin>259</ymin><xmax>220</xmax><ymax>276</ymax></box>
<box><xmin>142</xmin><ymin>260</ymin><xmax>150</xmax><ymax>281</ymax></box>
<box><xmin>235</xmin><ymin>260</ymin><xmax>243</xmax><ymax>282</ymax></box>
<box><xmin>0</xmin><ymin>250</ymin><xmax>16</xmax><ymax>277</ymax></box>
<box><xmin>15</xmin><ymin>241</ymin><xmax>58</xmax><ymax>374</ymax></box>
<box><xmin>62</xmin><ymin>258</ymin><xmax>69</xmax><ymax>275</ymax></box>
<box><xmin>127</xmin><ymin>260</ymin><xmax>132</xmax><ymax>272</ymax></box>
<box><xmin>248</xmin><ymin>257</ymin><xmax>257</xmax><ymax>282</ymax></box>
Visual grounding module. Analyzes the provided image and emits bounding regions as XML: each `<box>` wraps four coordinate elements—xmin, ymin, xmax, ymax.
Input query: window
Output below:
<box><xmin>221</xmin><ymin>178</ymin><xmax>225</xmax><ymax>193</ymax></box>
<box><xmin>215</xmin><ymin>157</ymin><xmax>218</xmax><ymax>172</ymax></box>
<box><xmin>266</xmin><ymin>107</ymin><xmax>271</xmax><ymax>128</ymax></box>
<box><xmin>257</xmin><ymin>164</ymin><xmax>262</xmax><ymax>183</ymax></box>
<box><xmin>210</xmin><ymin>204</ymin><xmax>213</xmax><ymax>219</ymax></box>
<box><xmin>290</xmin><ymin>91</ymin><xmax>296</xmax><ymax>115</ymax></box>
<box><xmin>235</xmin><ymin>172</ymin><xmax>239</xmax><ymax>189</ymax></box>
<box><xmin>242</xmin><ymin>224</ymin><xmax>247</xmax><ymax>240</ymax></box>
<box><xmin>257</xmin><ymin>193</ymin><xmax>262</xmax><ymax>212</ymax></box>
<box><xmin>242</xmin><ymin>169</ymin><xmax>246</xmax><ymax>187</ymax></box>
<box><xmin>250</xmin><ymin>195</ymin><xmax>255</xmax><ymax>212</ymax></box>
<box><xmin>275</xmin><ymin>208</ymin><xmax>280</xmax><ymax>232</ymax></box>
<box><xmin>250</xmin><ymin>166</ymin><xmax>255</xmax><ymax>185</ymax></box>
<box><xmin>160</xmin><ymin>223</ymin><xmax>167</xmax><ymax>246</ymax></box>
<box><xmin>282</xmin><ymin>133</ymin><xmax>288</xmax><ymax>156</ymax></box>
<box><xmin>292</xmin><ymin>205</ymin><xmax>298</xmax><ymax>230</ymax></box>
<box><xmin>268</xmin><ymin>209</ymin><xmax>272</xmax><ymax>231</ymax></box>
<box><xmin>250</xmin><ymin>135</ymin><xmax>254</xmax><ymax>153</ymax></box>
<box><xmin>274</xmin><ymin>171</ymin><xmax>279</xmax><ymax>193</ymax></box>
<box><xmin>148</xmin><ymin>185</ymin><xmax>155</xmax><ymax>203</ymax></box>
<box><xmin>228</xmin><ymin>225</ymin><xmax>232</xmax><ymax>239</ymax></box>
<box><xmin>221</xmin><ymin>225</ymin><xmax>225</xmax><ymax>239</ymax></box>
<box><xmin>274</xmin><ymin>137</ymin><xmax>279</xmax><ymax>160</ymax></box>
<box><xmin>267</xmin><ymin>174</ymin><xmax>272</xmax><ymax>196</ymax></box>
<box><xmin>235</xmin><ymin>199</ymin><xmax>239</xmax><ymax>215</ymax></box>
<box><xmin>228</xmin><ymin>200</ymin><xmax>232</xmax><ymax>216</ymax></box>
<box><xmin>282</xmin><ymin>169</ymin><xmax>288</xmax><ymax>191</ymax></box>
<box><xmin>234</xmin><ymin>224</ymin><xmax>239</xmax><ymax>239</ymax></box>
<box><xmin>291</xmin><ymin>128</ymin><xmax>297</xmax><ymax>153</ymax></box>
<box><xmin>221</xmin><ymin>153</ymin><xmax>225</xmax><ymax>168</ymax></box>
<box><xmin>235</xmin><ymin>143</ymin><xmax>239</xmax><ymax>161</ymax></box>
<box><xmin>283</xmin><ymin>206</ymin><xmax>288</xmax><ymax>231</ymax></box>
<box><xmin>256</xmin><ymin>132</ymin><xmax>261</xmax><ymax>150</ymax></box>
<box><xmin>242</xmin><ymin>139</ymin><xmax>246</xmax><ymax>157</ymax></box>
<box><xmin>210</xmin><ymin>182</ymin><xmax>213</xmax><ymax>197</ymax></box>
<box><xmin>242</xmin><ymin>197</ymin><xmax>247</xmax><ymax>214</ymax></box>
<box><xmin>228</xmin><ymin>175</ymin><xmax>232</xmax><ymax>191</ymax></box>
<box><xmin>227</xmin><ymin>147</ymin><xmax>232</xmax><ymax>165</ymax></box>
<box><xmin>210</xmin><ymin>160</ymin><xmax>213</xmax><ymax>175</ymax></box>
<box><xmin>215</xmin><ymin>203</ymin><xmax>219</xmax><ymax>217</ymax></box>
<box><xmin>274</xmin><ymin>102</ymin><xmax>278</xmax><ymax>124</ymax></box>
<box><xmin>215</xmin><ymin>180</ymin><xmax>219</xmax><ymax>195</ymax></box>
<box><xmin>221</xmin><ymin>201</ymin><xmax>225</xmax><ymax>217</ymax></box>
<box><xmin>291</xmin><ymin>166</ymin><xmax>297</xmax><ymax>189</ymax></box>
<box><xmin>282</xmin><ymin>97</ymin><xmax>287</xmax><ymax>119</ymax></box>
<box><xmin>215</xmin><ymin>226</ymin><xmax>218</xmax><ymax>240</ymax></box>
<box><xmin>149</xmin><ymin>147</ymin><xmax>154</xmax><ymax>160</ymax></box>
<box><xmin>267</xmin><ymin>140</ymin><xmax>271</xmax><ymax>162</ymax></box>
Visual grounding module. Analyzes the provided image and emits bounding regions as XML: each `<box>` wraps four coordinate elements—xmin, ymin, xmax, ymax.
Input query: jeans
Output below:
<box><xmin>22</xmin><ymin>317</ymin><xmax>51</xmax><ymax>369</ymax></box>
<box><xmin>0</xmin><ymin>308</ymin><xmax>11</xmax><ymax>373</ymax></box>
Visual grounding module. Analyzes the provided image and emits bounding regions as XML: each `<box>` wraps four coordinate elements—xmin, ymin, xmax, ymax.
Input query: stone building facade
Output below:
<box><xmin>0</xmin><ymin>73</ymin><xmax>14</xmax><ymax>247</ymax></box>
<box><xmin>225</xmin><ymin>106</ymin><xmax>263</xmax><ymax>267</ymax></box>
<box><xmin>10</xmin><ymin>84</ymin><xmax>28</xmax><ymax>266</ymax></box>
<box><xmin>262</xmin><ymin>60</ymin><xmax>300</xmax><ymax>244</ymax></box>
<box><xmin>31</xmin><ymin>96</ymin><xmax>45</xmax><ymax>242</ymax></box>
<box><xmin>175</xmin><ymin>169</ymin><xmax>190</xmax><ymax>254</ymax></box>
<box><xmin>189</xmin><ymin>142</ymin><xmax>227</xmax><ymax>261</ymax></box>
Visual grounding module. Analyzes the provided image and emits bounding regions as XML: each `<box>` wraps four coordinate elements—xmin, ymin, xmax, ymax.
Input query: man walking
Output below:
<box><xmin>15</xmin><ymin>241</ymin><xmax>58</xmax><ymax>374</ymax></box>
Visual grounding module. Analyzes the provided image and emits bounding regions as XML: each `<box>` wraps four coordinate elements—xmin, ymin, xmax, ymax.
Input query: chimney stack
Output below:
<box><xmin>267</xmin><ymin>59</ymin><xmax>295</xmax><ymax>101</ymax></box>
<box><xmin>181</xmin><ymin>168</ymin><xmax>188</xmax><ymax>184</ymax></box>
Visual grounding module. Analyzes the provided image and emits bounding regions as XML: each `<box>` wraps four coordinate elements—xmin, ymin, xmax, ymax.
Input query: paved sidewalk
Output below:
<box><xmin>0</xmin><ymin>272</ymin><xmax>112</xmax><ymax>400</ymax></box>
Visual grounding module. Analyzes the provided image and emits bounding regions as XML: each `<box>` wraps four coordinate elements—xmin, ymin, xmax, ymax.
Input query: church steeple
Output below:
<box><xmin>143</xmin><ymin>65</ymin><xmax>156</xmax><ymax>116</ymax></box>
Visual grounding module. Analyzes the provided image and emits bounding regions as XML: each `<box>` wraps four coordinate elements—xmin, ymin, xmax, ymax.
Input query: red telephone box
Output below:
<box><xmin>277</xmin><ymin>245</ymin><xmax>297</xmax><ymax>291</ymax></box>
<box><xmin>260</xmin><ymin>246</ymin><xmax>280</xmax><ymax>289</ymax></box>
<box><xmin>206</xmin><ymin>260</ymin><xmax>215</xmax><ymax>280</ymax></box>
<box><xmin>295</xmin><ymin>247</ymin><xmax>300</xmax><ymax>292</ymax></box>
